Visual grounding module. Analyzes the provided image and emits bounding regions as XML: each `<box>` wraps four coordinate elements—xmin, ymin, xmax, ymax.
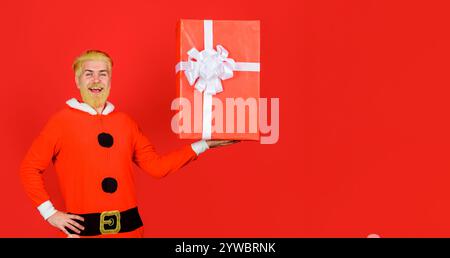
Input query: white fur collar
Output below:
<box><xmin>66</xmin><ymin>98</ymin><xmax>115</xmax><ymax>115</ymax></box>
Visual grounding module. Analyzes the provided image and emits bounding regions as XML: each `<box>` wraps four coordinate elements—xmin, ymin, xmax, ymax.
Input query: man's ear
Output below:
<box><xmin>75</xmin><ymin>75</ymin><xmax>80</xmax><ymax>89</ymax></box>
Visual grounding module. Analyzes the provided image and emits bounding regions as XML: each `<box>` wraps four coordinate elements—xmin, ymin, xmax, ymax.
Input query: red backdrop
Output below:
<box><xmin>1</xmin><ymin>0</ymin><xmax>450</xmax><ymax>237</ymax></box>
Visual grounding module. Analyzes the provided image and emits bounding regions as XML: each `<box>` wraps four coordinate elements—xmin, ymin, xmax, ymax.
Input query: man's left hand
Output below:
<box><xmin>205</xmin><ymin>140</ymin><xmax>240</xmax><ymax>148</ymax></box>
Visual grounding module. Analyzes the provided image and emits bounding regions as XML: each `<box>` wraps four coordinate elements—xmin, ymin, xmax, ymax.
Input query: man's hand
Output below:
<box><xmin>47</xmin><ymin>211</ymin><xmax>85</xmax><ymax>236</ymax></box>
<box><xmin>205</xmin><ymin>140</ymin><xmax>240</xmax><ymax>148</ymax></box>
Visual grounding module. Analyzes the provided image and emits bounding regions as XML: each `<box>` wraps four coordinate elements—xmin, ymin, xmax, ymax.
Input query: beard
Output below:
<box><xmin>79</xmin><ymin>82</ymin><xmax>110</xmax><ymax>109</ymax></box>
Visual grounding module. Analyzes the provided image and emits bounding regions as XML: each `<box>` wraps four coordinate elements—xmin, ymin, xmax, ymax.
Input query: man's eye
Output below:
<box><xmin>85</xmin><ymin>73</ymin><xmax>92</xmax><ymax>77</ymax></box>
<box><xmin>100</xmin><ymin>73</ymin><xmax>107</xmax><ymax>77</ymax></box>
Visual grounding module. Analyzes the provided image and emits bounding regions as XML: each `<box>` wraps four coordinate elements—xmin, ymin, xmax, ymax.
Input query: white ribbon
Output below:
<box><xmin>176</xmin><ymin>20</ymin><xmax>260</xmax><ymax>139</ymax></box>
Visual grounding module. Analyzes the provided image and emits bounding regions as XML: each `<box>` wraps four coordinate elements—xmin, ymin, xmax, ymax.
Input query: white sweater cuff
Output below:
<box><xmin>37</xmin><ymin>200</ymin><xmax>57</xmax><ymax>220</ymax></box>
<box><xmin>191</xmin><ymin>140</ymin><xmax>209</xmax><ymax>156</ymax></box>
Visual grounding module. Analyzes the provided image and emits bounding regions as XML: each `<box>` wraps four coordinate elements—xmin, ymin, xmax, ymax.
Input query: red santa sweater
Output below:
<box><xmin>20</xmin><ymin>99</ymin><xmax>204</xmax><ymax>235</ymax></box>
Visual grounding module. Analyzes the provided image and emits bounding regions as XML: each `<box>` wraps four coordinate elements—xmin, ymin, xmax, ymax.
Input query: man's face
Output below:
<box><xmin>76</xmin><ymin>60</ymin><xmax>111</xmax><ymax>109</ymax></box>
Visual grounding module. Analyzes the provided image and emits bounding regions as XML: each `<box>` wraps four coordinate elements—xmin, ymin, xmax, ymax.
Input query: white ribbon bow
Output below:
<box><xmin>183</xmin><ymin>45</ymin><xmax>236</xmax><ymax>95</ymax></box>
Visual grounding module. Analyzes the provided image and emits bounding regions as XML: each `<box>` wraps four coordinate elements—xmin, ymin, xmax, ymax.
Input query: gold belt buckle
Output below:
<box><xmin>100</xmin><ymin>210</ymin><xmax>121</xmax><ymax>234</ymax></box>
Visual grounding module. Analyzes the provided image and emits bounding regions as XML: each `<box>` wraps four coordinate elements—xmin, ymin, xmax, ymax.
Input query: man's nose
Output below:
<box><xmin>93</xmin><ymin>75</ymin><xmax>100</xmax><ymax>83</ymax></box>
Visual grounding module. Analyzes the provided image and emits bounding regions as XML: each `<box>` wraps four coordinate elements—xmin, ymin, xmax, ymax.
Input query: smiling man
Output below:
<box><xmin>19</xmin><ymin>50</ymin><xmax>237</xmax><ymax>238</ymax></box>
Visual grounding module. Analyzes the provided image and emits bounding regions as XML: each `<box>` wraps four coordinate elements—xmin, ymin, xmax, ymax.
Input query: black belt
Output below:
<box><xmin>67</xmin><ymin>207</ymin><xmax>143</xmax><ymax>236</ymax></box>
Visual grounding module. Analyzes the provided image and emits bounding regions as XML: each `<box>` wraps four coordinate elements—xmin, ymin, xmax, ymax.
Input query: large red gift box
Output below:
<box><xmin>175</xmin><ymin>19</ymin><xmax>260</xmax><ymax>140</ymax></box>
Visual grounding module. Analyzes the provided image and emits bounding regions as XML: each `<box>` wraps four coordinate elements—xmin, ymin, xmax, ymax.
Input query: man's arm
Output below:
<box><xmin>132</xmin><ymin>118</ymin><xmax>239</xmax><ymax>178</ymax></box>
<box><xmin>132</xmin><ymin>122</ymin><xmax>202</xmax><ymax>178</ymax></box>
<box><xmin>19</xmin><ymin>114</ymin><xmax>62</xmax><ymax>216</ymax></box>
<box><xmin>19</xmin><ymin>114</ymin><xmax>85</xmax><ymax>236</ymax></box>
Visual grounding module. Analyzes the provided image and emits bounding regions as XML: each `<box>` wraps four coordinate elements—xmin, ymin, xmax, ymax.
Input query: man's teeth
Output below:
<box><xmin>88</xmin><ymin>88</ymin><xmax>103</xmax><ymax>94</ymax></box>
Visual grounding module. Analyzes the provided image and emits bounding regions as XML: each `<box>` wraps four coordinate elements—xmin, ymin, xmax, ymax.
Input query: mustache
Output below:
<box><xmin>88</xmin><ymin>83</ymin><xmax>105</xmax><ymax>88</ymax></box>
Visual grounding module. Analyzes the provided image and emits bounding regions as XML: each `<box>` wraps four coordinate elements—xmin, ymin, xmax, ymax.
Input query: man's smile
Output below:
<box><xmin>88</xmin><ymin>86</ymin><xmax>104</xmax><ymax>94</ymax></box>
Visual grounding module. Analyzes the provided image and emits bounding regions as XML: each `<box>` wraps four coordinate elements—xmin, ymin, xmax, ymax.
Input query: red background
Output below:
<box><xmin>1</xmin><ymin>0</ymin><xmax>450</xmax><ymax>237</ymax></box>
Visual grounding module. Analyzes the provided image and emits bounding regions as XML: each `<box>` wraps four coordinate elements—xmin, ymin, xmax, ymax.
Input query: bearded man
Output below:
<box><xmin>19</xmin><ymin>50</ymin><xmax>237</xmax><ymax>238</ymax></box>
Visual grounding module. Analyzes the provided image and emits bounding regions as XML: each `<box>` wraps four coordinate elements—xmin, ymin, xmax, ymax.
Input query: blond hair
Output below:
<box><xmin>72</xmin><ymin>50</ymin><xmax>113</xmax><ymax>77</ymax></box>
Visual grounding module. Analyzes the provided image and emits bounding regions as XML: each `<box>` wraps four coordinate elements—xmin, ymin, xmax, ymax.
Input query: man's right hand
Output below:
<box><xmin>47</xmin><ymin>211</ymin><xmax>85</xmax><ymax>236</ymax></box>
